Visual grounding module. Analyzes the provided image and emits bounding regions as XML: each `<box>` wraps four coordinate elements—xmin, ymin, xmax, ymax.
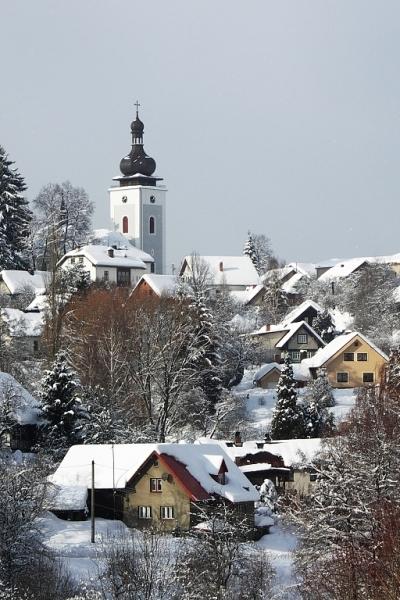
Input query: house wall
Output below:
<box><xmin>123</xmin><ymin>462</ymin><xmax>191</xmax><ymax>531</ymax></box>
<box><xmin>324</xmin><ymin>337</ymin><xmax>387</xmax><ymax>388</ymax></box>
<box><xmin>285</xmin><ymin>470</ymin><xmax>316</xmax><ymax>497</ymax></box>
<box><xmin>253</xmin><ymin>332</ymin><xmax>285</xmax><ymax>363</ymax></box>
<box><xmin>61</xmin><ymin>257</ymin><xmax>148</xmax><ymax>286</ymax></box>
<box><xmin>131</xmin><ymin>279</ymin><xmax>159</xmax><ymax>300</ymax></box>
<box><xmin>257</xmin><ymin>369</ymin><xmax>281</xmax><ymax>388</ymax></box>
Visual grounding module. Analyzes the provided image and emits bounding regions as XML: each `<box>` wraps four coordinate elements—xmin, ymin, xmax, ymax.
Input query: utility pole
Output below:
<box><xmin>91</xmin><ymin>460</ymin><xmax>95</xmax><ymax>543</ymax></box>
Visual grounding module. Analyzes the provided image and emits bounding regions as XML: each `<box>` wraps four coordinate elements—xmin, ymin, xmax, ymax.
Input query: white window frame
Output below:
<box><xmin>290</xmin><ymin>350</ymin><xmax>301</xmax><ymax>362</ymax></box>
<box><xmin>336</xmin><ymin>372</ymin><xmax>349</xmax><ymax>383</ymax></box>
<box><xmin>150</xmin><ymin>478</ymin><xmax>162</xmax><ymax>493</ymax></box>
<box><xmin>103</xmin><ymin>270</ymin><xmax>109</xmax><ymax>282</ymax></box>
<box><xmin>79</xmin><ymin>257</ymin><xmax>84</xmax><ymax>264</ymax></box>
<box><xmin>357</xmin><ymin>352</ymin><xmax>368</xmax><ymax>362</ymax></box>
<box><xmin>160</xmin><ymin>506</ymin><xmax>174</xmax><ymax>520</ymax></box>
<box><xmin>138</xmin><ymin>506</ymin><xmax>152</xmax><ymax>519</ymax></box>
<box><xmin>297</xmin><ymin>333</ymin><xmax>308</xmax><ymax>344</ymax></box>
<box><xmin>362</xmin><ymin>372</ymin><xmax>374</xmax><ymax>383</ymax></box>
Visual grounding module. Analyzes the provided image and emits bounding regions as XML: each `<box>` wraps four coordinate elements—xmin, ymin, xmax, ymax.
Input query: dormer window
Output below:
<box><xmin>217</xmin><ymin>472</ymin><xmax>226</xmax><ymax>485</ymax></box>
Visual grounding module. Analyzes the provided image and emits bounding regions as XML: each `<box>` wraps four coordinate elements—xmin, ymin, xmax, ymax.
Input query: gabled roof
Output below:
<box><xmin>254</xmin><ymin>362</ymin><xmax>310</xmax><ymax>383</ymax></box>
<box><xmin>253</xmin><ymin>363</ymin><xmax>281</xmax><ymax>382</ymax></box>
<box><xmin>318</xmin><ymin>258</ymin><xmax>368</xmax><ymax>282</ymax></box>
<box><xmin>59</xmin><ymin>244</ymin><xmax>152</xmax><ymax>269</ymax></box>
<box><xmin>135</xmin><ymin>274</ymin><xmax>179</xmax><ymax>296</ymax></box>
<box><xmin>0</xmin><ymin>372</ymin><xmax>41</xmax><ymax>425</ymax></box>
<box><xmin>1</xmin><ymin>270</ymin><xmax>49</xmax><ymax>295</ymax></box>
<box><xmin>180</xmin><ymin>256</ymin><xmax>260</xmax><ymax>287</ymax></box>
<box><xmin>304</xmin><ymin>331</ymin><xmax>389</xmax><ymax>368</ymax></box>
<box><xmin>276</xmin><ymin>321</ymin><xmax>325</xmax><ymax>348</ymax></box>
<box><xmin>280</xmin><ymin>300</ymin><xmax>324</xmax><ymax>328</ymax></box>
<box><xmin>49</xmin><ymin>443</ymin><xmax>259</xmax><ymax>503</ymax></box>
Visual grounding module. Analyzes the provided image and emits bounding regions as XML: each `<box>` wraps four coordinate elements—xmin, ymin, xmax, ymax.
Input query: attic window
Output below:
<box><xmin>297</xmin><ymin>333</ymin><xmax>308</xmax><ymax>344</ymax></box>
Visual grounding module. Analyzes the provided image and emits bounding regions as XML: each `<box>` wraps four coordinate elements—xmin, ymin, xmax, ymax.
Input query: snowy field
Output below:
<box><xmin>235</xmin><ymin>369</ymin><xmax>357</xmax><ymax>435</ymax></box>
<box><xmin>38</xmin><ymin>512</ymin><xmax>298</xmax><ymax>596</ymax></box>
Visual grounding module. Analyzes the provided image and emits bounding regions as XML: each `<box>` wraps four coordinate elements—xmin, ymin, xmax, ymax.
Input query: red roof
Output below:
<box><xmin>158</xmin><ymin>453</ymin><xmax>210</xmax><ymax>501</ymax></box>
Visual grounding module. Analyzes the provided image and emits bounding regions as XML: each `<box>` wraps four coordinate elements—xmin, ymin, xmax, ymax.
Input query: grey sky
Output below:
<box><xmin>1</xmin><ymin>1</ymin><xmax>400</xmax><ymax>271</ymax></box>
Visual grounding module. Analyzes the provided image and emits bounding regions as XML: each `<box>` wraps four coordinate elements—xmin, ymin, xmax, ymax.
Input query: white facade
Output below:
<box><xmin>109</xmin><ymin>183</ymin><xmax>166</xmax><ymax>275</ymax></box>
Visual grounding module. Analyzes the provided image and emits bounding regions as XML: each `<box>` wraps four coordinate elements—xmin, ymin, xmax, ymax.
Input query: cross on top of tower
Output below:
<box><xmin>134</xmin><ymin>100</ymin><xmax>141</xmax><ymax>115</ymax></box>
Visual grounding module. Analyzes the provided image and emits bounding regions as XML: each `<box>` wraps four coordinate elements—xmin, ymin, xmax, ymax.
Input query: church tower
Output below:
<box><xmin>109</xmin><ymin>103</ymin><xmax>166</xmax><ymax>274</ymax></box>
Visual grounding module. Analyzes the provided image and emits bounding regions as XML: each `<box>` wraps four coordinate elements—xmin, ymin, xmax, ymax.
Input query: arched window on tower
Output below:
<box><xmin>122</xmin><ymin>216</ymin><xmax>128</xmax><ymax>233</ymax></box>
<box><xmin>149</xmin><ymin>216</ymin><xmax>155</xmax><ymax>234</ymax></box>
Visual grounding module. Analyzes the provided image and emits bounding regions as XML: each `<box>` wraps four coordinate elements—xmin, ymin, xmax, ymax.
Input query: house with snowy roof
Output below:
<box><xmin>131</xmin><ymin>273</ymin><xmax>179</xmax><ymax>300</ymax></box>
<box><xmin>179</xmin><ymin>255</ymin><xmax>260</xmax><ymax>295</ymax></box>
<box><xmin>58</xmin><ymin>243</ymin><xmax>154</xmax><ymax>287</ymax></box>
<box><xmin>250</xmin><ymin>320</ymin><xmax>325</xmax><ymax>364</ymax></box>
<box><xmin>303</xmin><ymin>331</ymin><xmax>388</xmax><ymax>388</ymax></box>
<box><xmin>1</xmin><ymin>308</ymin><xmax>44</xmax><ymax>358</ymax></box>
<box><xmin>196</xmin><ymin>436</ymin><xmax>322</xmax><ymax>497</ymax></box>
<box><xmin>0</xmin><ymin>372</ymin><xmax>42</xmax><ymax>451</ymax></box>
<box><xmin>279</xmin><ymin>300</ymin><xmax>353</xmax><ymax>334</ymax></box>
<box><xmin>253</xmin><ymin>362</ymin><xmax>310</xmax><ymax>389</ymax></box>
<box><xmin>49</xmin><ymin>443</ymin><xmax>259</xmax><ymax>531</ymax></box>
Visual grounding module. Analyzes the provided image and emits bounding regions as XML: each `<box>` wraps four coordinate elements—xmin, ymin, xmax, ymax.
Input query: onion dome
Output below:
<box><xmin>119</xmin><ymin>102</ymin><xmax>157</xmax><ymax>177</ymax></box>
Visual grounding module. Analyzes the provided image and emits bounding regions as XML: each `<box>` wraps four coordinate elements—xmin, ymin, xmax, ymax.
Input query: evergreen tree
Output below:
<box><xmin>307</xmin><ymin>368</ymin><xmax>335</xmax><ymax>408</ymax></box>
<box><xmin>302</xmin><ymin>398</ymin><xmax>335</xmax><ymax>438</ymax></box>
<box><xmin>243</xmin><ymin>231</ymin><xmax>258</xmax><ymax>271</ymax></box>
<box><xmin>39</xmin><ymin>350</ymin><xmax>82</xmax><ymax>453</ymax></box>
<box><xmin>0</xmin><ymin>146</ymin><xmax>32</xmax><ymax>269</ymax></box>
<box><xmin>270</xmin><ymin>355</ymin><xmax>305</xmax><ymax>439</ymax></box>
<box><xmin>312</xmin><ymin>310</ymin><xmax>336</xmax><ymax>343</ymax></box>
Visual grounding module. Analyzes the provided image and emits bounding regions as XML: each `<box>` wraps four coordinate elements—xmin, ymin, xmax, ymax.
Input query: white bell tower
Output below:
<box><xmin>109</xmin><ymin>102</ymin><xmax>166</xmax><ymax>274</ymax></box>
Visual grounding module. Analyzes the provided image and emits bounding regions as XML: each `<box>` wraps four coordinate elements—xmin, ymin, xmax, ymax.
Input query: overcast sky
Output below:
<box><xmin>1</xmin><ymin>1</ymin><xmax>400</xmax><ymax>271</ymax></box>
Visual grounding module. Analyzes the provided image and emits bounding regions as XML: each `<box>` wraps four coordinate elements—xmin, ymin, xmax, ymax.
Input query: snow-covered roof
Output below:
<box><xmin>280</xmin><ymin>300</ymin><xmax>324</xmax><ymax>328</ymax></box>
<box><xmin>253</xmin><ymin>363</ymin><xmax>281</xmax><ymax>382</ymax></box>
<box><xmin>261</xmin><ymin>266</ymin><xmax>296</xmax><ymax>283</ymax></box>
<box><xmin>230</xmin><ymin>284</ymin><xmax>264</xmax><ymax>305</ymax></box>
<box><xmin>276</xmin><ymin>321</ymin><xmax>325</xmax><ymax>348</ymax></box>
<box><xmin>286</xmin><ymin>262</ymin><xmax>317</xmax><ymax>275</ymax></box>
<box><xmin>181</xmin><ymin>256</ymin><xmax>260</xmax><ymax>287</ymax></box>
<box><xmin>318</xmin><ymin>258</ymin><xmax>368</xmax><ymax>282</ymax></box>
<box><xmin>25</xmin><ymin>294</ymin><xmax>48</xmax><ymax>313</ymax></box>
<box><xmin>304</xmin><ymin>331</ymin><xmax>389</xmax><ymax>368</ymax></box>
<box><xmin>137</xmin><ymin>274</ymin><xmax>179</xmax><ymax>296</ymax></box>
<box><xmin>196</xmin><ymin>438</ymin><xmax>322</xmax><ymax>468</ymax></box>
<box><xmin>281</xmin><ymin>272</ymin><xmax>304</xmax><ymax>294</ymax></box>
<box><xmin>49</xmin><ymin>443</ymin><xmax>259</xmax><ymax>503</ymax></box>
<box><xmin>1</xmin><ymin>308</ymin><xmax>44</xmax><ymax>337</ymax></box>
<box><xmin>1</xmin><ymin>270</ymin><xmax>50</xmax><ymax>295</ymax></box>
<box><xmin>59</xmin><ymin>244</ymin><xmax>152</xmax><ymax>269</ymax></box>
<box><xmin>0</xmin><ymin>372</ymin><xmax>41</xmax><ymax>425</ymax></box>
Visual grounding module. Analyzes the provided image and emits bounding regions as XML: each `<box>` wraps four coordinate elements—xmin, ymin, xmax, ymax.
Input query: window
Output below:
<box><xmin>363</xmin><ymin>372</ymin><xmax>374</xmax><ymax>383</ymax></box>
<box><xmin>150</xmin><ymin>263</ymin><xmax>155</xmax><ymax>273</ymax></box>
<box><xmin>297</xmin><ymin>333</ymin><xmax>308</xmax><ymax>344</ymax></box>
<box><xmin>33</xmin><ymin>340</ymin><xmax>39</xmax><ymax>353</ymax></box>
<box><xmin>103</xmin><ymin>271</ymin><xmax>109</xmax><ymax>282</ymax></box>
<box><xmin>149</xmin><ymin>216</ymin><xmax>155</xmax><ymax>234</ymax></box>
<box><xmin>122</xmin><ymin>216</ymin><xmax>128</xmax><ymax>234</ymax></box>
<box><xmin>70</xmin><ymin>257</ymin><xmax>75</xmax><ymax>264</ymax></box>
<box><xmin>357</xmin><ymin>353</ymin><xmax>368</xmax><ymax>361</ymax></box>
<box><xmin>344</xmin><ymin>352</ymin><xmax>354</xmax><ymax>361</ymax></box>
<box><xmin>138</xmin><ymin>506</ymin><xmax>152</xmax><ymax>519</ymax></box>
<box><xmin>160</xmin><ymin>506</ymin><xmax>174</xmax><ymax>520</ymax></box>
<box><xmin>290</xmin><ymin>351</ymin><xmax>301</xmax><ymax>363</ymax></box>
<box><xmin>79</xmin><ymin>257</ymin><xmax>84</xmax><ymax>264</ymax></box>
<box><xmin>150</xmin><ymin>478</ymin><xmax>162</xmax><ymax>493</ymax></box>
<box><xmin>336</xmin><ymin>372</ymin><xmax>349</xmax><ymax>383</ymax></box>
<box><xmin>309</xmin><ymin>473</ymin><xmax>318</xmax><ymax>482</ymax></box>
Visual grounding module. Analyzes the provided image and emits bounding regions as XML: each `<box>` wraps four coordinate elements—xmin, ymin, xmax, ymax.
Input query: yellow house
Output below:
<box><xmin>49</xmin><ymin>443</ymin><xmax>259</xmax><ymax>531</ymax></box>
<box><xmin>306</xmin><ymin>331</ymin><xmax>388</xmax><ymax>388</ymax></box>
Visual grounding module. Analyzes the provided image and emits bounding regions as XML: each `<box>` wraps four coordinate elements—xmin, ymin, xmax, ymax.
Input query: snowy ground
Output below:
<box><xmin>235</xmin><ymin>369</ymin><xmax>357</xmax><ymax>435</ymax></box>
<box><xmin>258</xmin><ymin>522</ymin><xmax>299</xmax><ymax>599</ymax></box>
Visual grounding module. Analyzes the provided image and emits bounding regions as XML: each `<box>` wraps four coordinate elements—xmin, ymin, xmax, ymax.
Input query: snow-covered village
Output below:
<box><xmin>1</xmin><ymin>3</ymin><xmax>400</xmax><ymax>600</ymax></box>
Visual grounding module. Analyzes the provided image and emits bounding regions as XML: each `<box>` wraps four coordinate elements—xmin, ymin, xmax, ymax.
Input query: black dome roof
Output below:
<box><xmin>131</xmin><ymin>115</ymin><xmax>144</xmax><ymax>136</ymax></box>
<box><xmin>120</xmin><ymin>145</ymin><xmax>156</xmax><ymax>177</ymax></box>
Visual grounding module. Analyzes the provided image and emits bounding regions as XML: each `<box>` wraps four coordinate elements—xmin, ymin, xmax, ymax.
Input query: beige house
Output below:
<box><xmin>179</xmin><ymin>255</ymin><xmax>260</xmax><ymax>295</ymax></box>
<box><xmin>250</xmin><ymin>320</ymin><xmax>325</xmax><ymax>364</ymax></box>
<box><xmin>49</xmin><ymin>443</ymin><xmax>259</xmax><ymax>531</ymax></box>
<box><xmin>304</xmin><ymin>331</ymin><xmax>388</xmax><ymax>388</ymax></box>
<box><xmin>253</xmin><ymin>362</ymin><xmax>310</xmax><ymax>388</ymax></box>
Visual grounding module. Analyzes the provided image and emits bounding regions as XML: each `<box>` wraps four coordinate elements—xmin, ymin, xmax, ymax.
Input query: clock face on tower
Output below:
<box><xmin>122</xmin><ymin>195</ymin><xmax>128</xmax><ymax>203</ymax></box>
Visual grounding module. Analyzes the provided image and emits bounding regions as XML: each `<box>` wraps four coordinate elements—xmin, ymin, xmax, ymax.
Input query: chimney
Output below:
<box><xmin>266</xmin><ymin>324</ymin><xmax>271</xmax><ymax>332</ymax></box>
<box><xmin>234</xmin><ymin>431</ymin><xmax>242</xmax><ymax>447</ymax></box>
<box><xmin>219</xmin><ymin>261</ymin><xmax>224</xmax><ymax>272</ymax></box>
<box><xmin>108</xmin><ymin>248</ymin><xmax>114</xmax><ymax>258</ymax></box>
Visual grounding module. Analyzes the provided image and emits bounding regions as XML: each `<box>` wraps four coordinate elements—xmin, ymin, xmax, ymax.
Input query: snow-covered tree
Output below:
<box><xmin>0</xmin><ymin>146</ymin><xmax>32</xmax><ymax>269</ymax></box>
<box><xmin>39</xmin><ymin>350</ymin><xmax>82</xmax><ymax>453</ymax></box>
<box><xmin>243</xmin><ymin>231</ymin><xmax>258</xmax><ymax>271</ymax></box>
<box><xmin>302</xmin><ymin>397</ymin><xmax>335</xmax><ymax>438</ymax></box>
<box><xmin>306</xmin><ymin>368</ymin><xmax>335</xmax><ymax>408</ymax></box>
<box><xmin>260</xmin><ymin>271</ymin><xmax>288</xmax><ymax>324</ymax></box>
<box><xmin>312</xmin><ymin>309</ymin><xmax>336</xmax><ymax>343</ymax></box>
<box><xmin>270</xmin><ymin>355</ymin><xmax>305</xmax><ymax>439</ymax></box>
<box><xmin>244</xmin><ymin>231</ymin><xmax>280</xmax><ymax>275</ymax></box>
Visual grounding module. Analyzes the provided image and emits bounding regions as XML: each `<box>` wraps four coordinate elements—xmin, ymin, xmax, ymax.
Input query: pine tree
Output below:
<box><xmin>312</xmin><ymin>310</ymin><xmax>336</xmax><ymax>343</ymax></box>
<box><xmin>39</xmin><ymin>350</ymin><xmax>82</xmax><ymax>453</ymax></box>
<box><xmin>243</xmin><ymin>231</ymin><xmax>258</xmax><ymax>271</ymax></box>
<box><xmin>307</xmin><ymin>368</ymin><xmax>335</xmax><ymax>408</ymax></box>
<box><xmin>0</xmin><ymin>146</ymin><xmax>32</xmax><ymax>269</ymax></box>
<box><xmin>270</xmin><ymin>355</ymin><xmax>305</xmax><ymax>439</ymax></box>
<box><xmin>302</xmin><ymin>398</ymin><xmax>335</xmax><ymax>438</ymax></box>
